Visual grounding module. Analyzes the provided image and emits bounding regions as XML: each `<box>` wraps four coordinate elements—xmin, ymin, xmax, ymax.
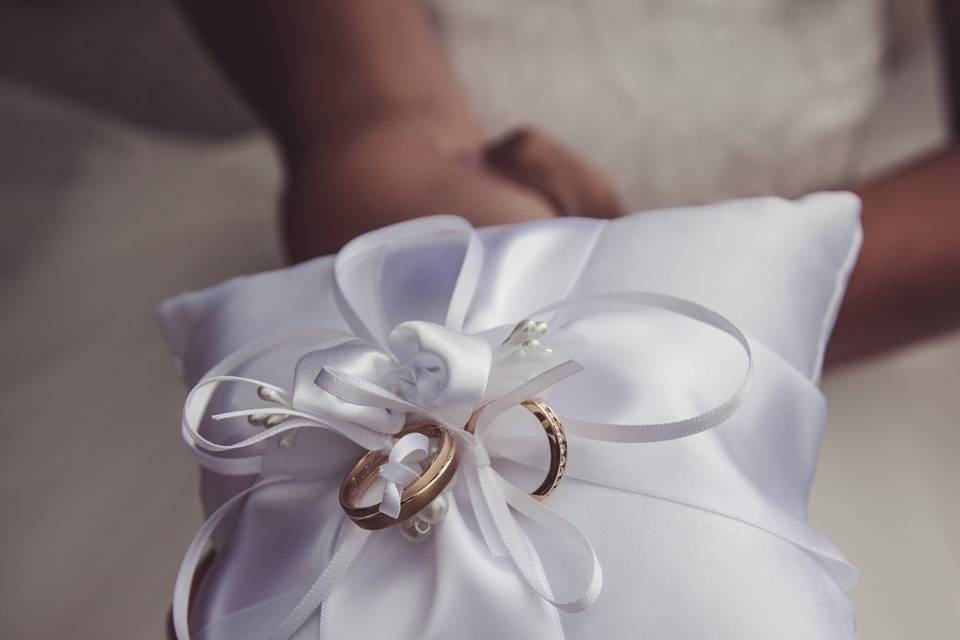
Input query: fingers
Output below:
<box><xmin>280</xmin><ymin>122</ymin><xmax>559</xmax><ymax>262</ymax></box>
<box><xmin>483</xmin><ymin>127</ymin><xmax>625</xmax><ymax>219</ymax></box>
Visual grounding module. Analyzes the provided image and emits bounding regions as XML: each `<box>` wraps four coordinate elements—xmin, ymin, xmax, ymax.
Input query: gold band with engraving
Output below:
<box><xmin>465</xmin><ymin>397</ymin><xmax>567</xmax><ymax>500</ymax></box>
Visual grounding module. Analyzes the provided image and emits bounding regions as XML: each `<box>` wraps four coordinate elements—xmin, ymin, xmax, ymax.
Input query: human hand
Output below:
<box><xmin>282</xmin><ymin>120</ymin><xmax>624</xmax><ymax>262</ymax></box>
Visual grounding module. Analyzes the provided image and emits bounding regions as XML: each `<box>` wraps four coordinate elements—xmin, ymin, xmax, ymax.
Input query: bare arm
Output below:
<box><xmin>829</xmin><ymin>149</ymin><xmax>960</xmax><ymax>363</ymax></box>
<box><xmin>176</xmin><ymin>0</ymin><xmax>481</xmax><ymax>161</ymax></box>
<box><xmin>826</xmin><ymin>3</ymin><xmax>960</xmax><ymax>364</ymax></box>
<box><xmin>176</xmin><ymin>0</ymin><xmax>622</xmax><ymax>261</ymax></box>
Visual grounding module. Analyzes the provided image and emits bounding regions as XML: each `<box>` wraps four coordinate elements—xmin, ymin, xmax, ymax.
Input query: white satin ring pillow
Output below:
<box><xmin>159</xmin><ymin>192</ymin><xmax>861</xmax><ymax>640</ymax></box>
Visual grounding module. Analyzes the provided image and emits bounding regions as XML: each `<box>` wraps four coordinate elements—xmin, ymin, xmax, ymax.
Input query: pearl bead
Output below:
<box><xmin>505</xmin><ymin>319</ymin><xmax>548</xmax><ymax>346</ymax></box>
<box><xmin>418</xmin><ymin>494</ymin><xmax>449</xmax><ymax>525</ymax></box>
<box><xmin>257</xmin><ymin>386</ymin><xmax>288</xmax><ymax>405</ymax></box>
<box><xmin>399</xmin><ymin>517</ymin><xmax>432</xmax><ymax>542</ymax></box>
<box><xmin>265</xmin><ymin>413</ymin><xmax>289</xmax><ymax>428</ymax></box>
<box><xmin>277</xmin><ymin>432</ymin><xmax>297</xmax><ymax>449</ymax></box>
<box><xmin>247</xmin><ymin>412</ymin><xmax>288</xmax><ymax>428</ymax></box>
<box><xmin>247</xmin><ymin>412</ymin><xmax>270</xmax><ymax>426</ymax></box>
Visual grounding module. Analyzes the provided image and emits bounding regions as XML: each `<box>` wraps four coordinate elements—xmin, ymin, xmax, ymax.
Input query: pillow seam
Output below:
<box><xmin>811</xmin><ymin>220</ymin><xmax>863</xmax><ymax>384</ymax></box>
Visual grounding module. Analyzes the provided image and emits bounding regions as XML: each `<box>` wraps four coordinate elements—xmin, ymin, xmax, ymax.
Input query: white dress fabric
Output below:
<box><xmin>159</xmin><ymin>192</ymin><xmax>862</xmax><ymax>640</ymax></box>
<box><xmin>426</xmin><ymin>0</ymin><xmax>884</xmax><ymax>210</ymax></box>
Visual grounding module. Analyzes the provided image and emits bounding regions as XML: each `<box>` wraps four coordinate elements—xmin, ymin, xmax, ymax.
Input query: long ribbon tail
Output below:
<box><xmin>173</xmin><ymin>476</ymin><xmax>290</xmax><ymax>640</ymax></box>
<box><xmin>465</xmin><ymin>465</ymin><xmax>601</xmax><ymax>613</ymax></box>
<box><xmin>263</xmin><ymin>521</ymin><xmax>371</xmax><ymax>640</ymax></box>
<box><xmin>498</xmin><ymin>475</ymin><xmax>602</xmax><ymax>613</ymax></box>
<box><xmin>172</xmin><ymin>476</ymin><xmax>370</xmax><ymax>640</ymax></box>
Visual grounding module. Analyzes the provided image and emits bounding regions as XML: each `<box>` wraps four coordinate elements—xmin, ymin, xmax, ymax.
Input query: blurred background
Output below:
<box><xmin>0</xmin><ymin>0</ymin><xmax>957</xmax><ymax>638</ymax></box>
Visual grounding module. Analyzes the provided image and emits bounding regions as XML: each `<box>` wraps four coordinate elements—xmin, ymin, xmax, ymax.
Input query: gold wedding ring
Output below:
<box><xmin>340</xmin><ymin>423</ymin><xmax>459</xmax><ymax>530</ymax></box>
<box><xmin>465</xmin><ymin>398</ymin><xmax>567</xmax><ymax>500</ymax></box>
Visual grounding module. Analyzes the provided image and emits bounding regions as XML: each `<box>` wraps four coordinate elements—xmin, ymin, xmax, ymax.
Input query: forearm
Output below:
<box><xmin>828</xmin><ymin>147</ymin><xmax>960</xmax><ymax>363</ymax></box>
<box><xmin>175</xmin><ymin>0</ymin><xmax>481</xmax><ymax>162</ymax></box>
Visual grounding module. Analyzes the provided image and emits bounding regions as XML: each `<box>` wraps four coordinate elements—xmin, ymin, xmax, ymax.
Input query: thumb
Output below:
<box><xmin>483</xmin><ymin>127</ymin><xmax>625</xmax><ymax>219</ymax></box>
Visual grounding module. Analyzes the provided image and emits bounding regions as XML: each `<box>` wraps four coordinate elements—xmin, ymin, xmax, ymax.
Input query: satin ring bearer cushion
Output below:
<box><xmin>159</xmin><ymin>192</ymin><xmax>861</xmax><ymax>640</ymax></box>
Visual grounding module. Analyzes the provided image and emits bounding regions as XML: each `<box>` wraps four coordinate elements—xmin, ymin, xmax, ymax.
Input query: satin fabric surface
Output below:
<box><xmin>159</xmin><ymin>193</ymin><xmax>861</xmax><ymax>639</ymax></box>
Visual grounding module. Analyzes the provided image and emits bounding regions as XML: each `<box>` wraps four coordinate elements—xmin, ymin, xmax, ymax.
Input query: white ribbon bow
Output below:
<box><xmin>172</xmin><ymin>216</ymin><xmax>754</xmax><ymax>640</ymax></box>
<box><xmin>378</xmin><ymin>432</ymin><xmax>431</xmax><ymax>519</ymax></box>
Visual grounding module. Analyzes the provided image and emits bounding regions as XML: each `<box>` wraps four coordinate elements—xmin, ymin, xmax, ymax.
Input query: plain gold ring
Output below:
<box><xmin>339</xmin><ymin>423</ymin><xmax>459</xmax><ymax>530</ymax></box>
